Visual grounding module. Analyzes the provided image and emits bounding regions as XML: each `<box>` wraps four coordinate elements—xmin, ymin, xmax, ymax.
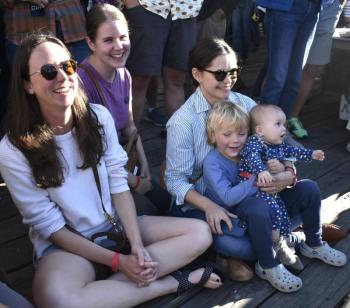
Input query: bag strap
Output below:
<box><xmin>79</xmin><ymin>63</ymin><xmax>108</xmax><ymax>108</ymax></box>
<box><xmin>124</xmin><ymin>130</ymin><xmax>139</xmax><ymax>155</ymax></box>
<box><xmin>91</xmin><ymin>163</ymin><xmax>118</xmax><ymax>227</ymax></box>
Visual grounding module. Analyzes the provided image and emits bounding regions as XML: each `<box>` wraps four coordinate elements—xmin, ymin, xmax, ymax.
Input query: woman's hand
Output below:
<box><xmin>134</xmin><ymin>177</ymin><xmax>153</xmax><ymax>195</ymax></box>
<box><xmin>258</xmin><ymin>171</ymin><xmax>294</xmax><ymax>194</ymax></box>
<box><xmin>131</xmin><ymin>243</ymin><xmax>158</xmax><ymax>287</ymax></box>
<box><xmin>266</xmin><ymin>159</ymin><xmax>285</xmax><ymax>174</ymax></box>
<box><xmin>203</xmin><ymin>200</ymin><xmax>237</xmax><ymax>235</ymax></box>
<box><xmin>119</xmin><ymin>253</ymin><xmax>147</xmax><ymax>285</ymax></box>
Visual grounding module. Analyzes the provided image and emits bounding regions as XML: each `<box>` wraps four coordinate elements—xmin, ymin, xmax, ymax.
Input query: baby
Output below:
<box><xmin>239</xmin><ymin>104</ymin><xmax>324</xmax><ymax>268</ymax></box>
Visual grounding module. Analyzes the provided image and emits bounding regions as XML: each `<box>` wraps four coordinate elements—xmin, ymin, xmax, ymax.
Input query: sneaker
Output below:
<box><xmin>300</xmin><ymin>241</ymin><xmax>347</xmax><ymax>267</ymax></box>
<box><xmin>275</xmin><ymin>239</ymin><xmax>304</xmax><ymax>270</ymax></box>
<box><xmin>145</xmin><ymin>108</ymin><xmax>168</xmax><ymax>128</ymax></box>
<box><xmin>255</xmin><ymin>262</ymin><xmax>302</xmax><ymax>293</ymax></box>
<box><xmin>288</xmin><ymin>117</ymin><xmax>308</xmax><ymax>139</ymax></box>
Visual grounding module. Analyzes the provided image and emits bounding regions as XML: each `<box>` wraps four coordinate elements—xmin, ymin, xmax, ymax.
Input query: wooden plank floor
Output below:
<box><xmin>1</xmin><ymin>43</ymin><xmax>350</xmax><ymax>306</ymax></box>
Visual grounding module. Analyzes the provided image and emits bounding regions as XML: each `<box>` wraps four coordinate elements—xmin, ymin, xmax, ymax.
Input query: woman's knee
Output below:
<box><xmin>186</xmin><ymin>219</ymin><xmax>213</xmax><ymax>253</ymax></box>
<box><xmin>34</xmin><ymin>286</ymin><xmax>82</xmax><ymax>308</ymax></box>
<box><xmin>33</xmin><ymin>252</ymin><xmax>95</xmax><ymax>308</ymax></box>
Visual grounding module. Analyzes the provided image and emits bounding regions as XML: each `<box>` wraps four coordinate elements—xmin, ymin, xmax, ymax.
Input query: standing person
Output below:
<box><xmin>257</xmin><ymin>0</ymin><xmax>320</xmax><ymax>119</ymax></box>
<box><xmin>166</xmin><ymin>38</ymin><xmax>346</xmax><ymax>288</ymax></box>
<box><xmin>0</xmin><ymin>33</ymin><xmax>223</xmax><ymax>307</ymax></box>
<box><xmin>123</xmin><ymin>0</ymin><xmax>200</xmax><ymax>128</ymax></box>
<box><xmin>229</xmin><ymin>0</ymin><xmax>256</xmax><ymax>63</ymax></box>
<box><xmin>290</xmin><ymin>0</ymin><xmax>345</xmax><ymax>139</ymax></box>
<box><xmin>2</xmin><ymin>0</ymin><xmax>89</xmax><ymax>65</ymax></box>
<box><xmin>78</xmin><ymin>4</ymin><xmax>171</xmax><ymax>216</ymax></box>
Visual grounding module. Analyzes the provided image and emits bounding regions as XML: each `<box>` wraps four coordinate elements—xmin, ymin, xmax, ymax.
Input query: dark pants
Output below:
<box><xmin>172</xmin><ymin>179</ymin><xmax>322</xmax><ymax>268</ymax></box>
<box><xmin>133</xmin><ymin>180</ymin><xmax>172</xmax><ymax>216</ymax></box>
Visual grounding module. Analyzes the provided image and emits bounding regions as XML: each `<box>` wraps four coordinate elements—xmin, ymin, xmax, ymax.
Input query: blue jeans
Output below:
<box><xmin>260</xmin><ymin>0</ymin><xmax>319</xmax><ymax>118</ymax></box>
<box><xmin>171</xmin><ymin>179</ymin><xmax>322</xmax><ymax>269</ymax></box>
<box><xmin>230</xmin><ymin>1</ymin><xmax>255</xmax><ymax>60</ymax></box>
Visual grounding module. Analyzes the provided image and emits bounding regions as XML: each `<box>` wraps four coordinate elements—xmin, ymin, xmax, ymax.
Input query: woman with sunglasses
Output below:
<box><xmin>78</xmin><ymin>4</ymin><xmax>170</xmax><ymax>216</ymax></box>
<box><xmin>0</xmin><ymin>33</ymin><xmax>223</xmax><ymax>307</ymax></box>
<box><xmin>166</xmin><ymin>38</ymin><xmax>329</xmax><ymax>286</ymax></box>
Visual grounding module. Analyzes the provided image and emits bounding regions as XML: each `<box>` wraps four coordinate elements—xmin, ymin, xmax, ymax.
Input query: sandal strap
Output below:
<box><xmin>197</xmin><ymin>265</ymin><xmax>213</xmax><ymax>286</ymax></box>
<box><xmin>170</xmin><ymin>270</ymin><xmax>194</xmax><ymax>294</ymax></box>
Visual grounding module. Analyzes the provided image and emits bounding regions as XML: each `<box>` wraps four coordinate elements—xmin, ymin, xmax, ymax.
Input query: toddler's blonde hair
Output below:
<box><xmin>206</xmin><ymin>101</ymin><xmax>250</xmax><ymax>146</ymax></box>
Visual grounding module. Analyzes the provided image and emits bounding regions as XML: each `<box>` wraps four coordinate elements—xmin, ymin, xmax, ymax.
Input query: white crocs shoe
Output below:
<box><xmin>255</xmin><ymin>262</ymin><xmax>302</xmax><ymax>293</ymax></box>
<box><xmin>300</xmin><ymin>241</ymin><xmax>347</xmax><ymax>267</ymax></box>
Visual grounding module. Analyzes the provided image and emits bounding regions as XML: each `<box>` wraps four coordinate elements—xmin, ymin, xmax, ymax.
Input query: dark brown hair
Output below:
<box><xmin>86</xmin><ymin>3</ymin><xmax>128</xmax><ymax>42</ymax></box>
<box><xmin>188</xmin><ymin>38</ymin><xmax>236</xmax><ymax>87</ymax></box>
<box><xmin>4</xmin><ymin>32</ymin><xmax>104</xmax><ymax>188</ymax></box>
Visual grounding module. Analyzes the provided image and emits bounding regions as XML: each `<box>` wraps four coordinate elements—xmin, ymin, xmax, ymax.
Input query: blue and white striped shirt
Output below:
<box><xmin>165</xmin><ymin>87</ymin><xmax>256</xmax><ymax>206</ymax></box>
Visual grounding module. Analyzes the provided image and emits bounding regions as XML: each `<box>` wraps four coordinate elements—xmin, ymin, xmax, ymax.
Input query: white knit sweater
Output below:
<box><xmin>0</xmin><ymin>104</ymin><xmax>129</xmax><ymax>257</ymax></box>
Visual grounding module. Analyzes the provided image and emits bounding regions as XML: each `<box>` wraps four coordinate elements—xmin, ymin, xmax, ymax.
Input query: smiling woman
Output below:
<box><xmin>165</xmin><ymin>38</ymin><xmax>346</xmax><ymax>290</ymax></box>
<box><xmin>0</xmin><ymin>32</ymin><xmax>223</xmax><ymax>307</ymax></box>
<box><xmin>78</xmin><ymin>4</ymin><xmax>172</xmax><ymax>216</ymax></box>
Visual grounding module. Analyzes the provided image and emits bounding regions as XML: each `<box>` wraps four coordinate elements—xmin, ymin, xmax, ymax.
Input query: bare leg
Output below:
<box><xmin>291</xmin><ymin>64</ymin><xmax>322</xmax><ymax>118</ymax></box>
<box><xmin>162</xmin><ymin>66</ymin><xmax>186</xmax><ymax>116</ymax></box>
<box><xmin>146</xmin><ymin>76</ymin><xmax>159</xmax><ymax>108</ymax></box>
<box><xmin>131</xmin><ymin>75</ymin><xmax>152</xmax><ymax>128</ymax></box>
<box><xmin>33</xmin><ymin>217</ymin><xmax>219</xmax><ymax>308</ymax></box>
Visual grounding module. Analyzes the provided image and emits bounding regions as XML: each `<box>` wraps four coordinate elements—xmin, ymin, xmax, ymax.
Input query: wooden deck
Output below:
<box><xmin>1</xmin><ymin>42</ymin><xmax>350</xmax><ymax>307</ymax></box>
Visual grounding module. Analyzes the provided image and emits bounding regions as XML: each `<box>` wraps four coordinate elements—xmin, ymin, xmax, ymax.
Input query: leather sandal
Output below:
<box><xmin>217</xmin><ymin>256</ymin><xmax>253</xmax><ymax>281</ymax></box>
<box><xmin>171</xmin><ymin>262</ymin><xmax>223</xmax><ymax>294</ymax></box>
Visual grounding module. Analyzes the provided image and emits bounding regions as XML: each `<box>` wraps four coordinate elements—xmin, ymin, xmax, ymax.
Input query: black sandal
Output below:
<box><xmin>171</xmin><ymin>262</ymin><xmax>223</xmax><ymax>294</ymax></box>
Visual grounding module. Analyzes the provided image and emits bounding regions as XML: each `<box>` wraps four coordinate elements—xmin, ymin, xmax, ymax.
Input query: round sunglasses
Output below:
<box><xmin>29</xmin><ymin>59</ymin><xmax>77</xmax><ymax>81</ymax></box>
<box><xmin>203</xmin><ymin>67</ymin><xmax>241</xmax><ymax>82</ymax></box>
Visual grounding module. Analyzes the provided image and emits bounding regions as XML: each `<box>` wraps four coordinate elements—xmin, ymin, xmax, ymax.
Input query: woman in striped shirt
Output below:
<box><xmin>166</xmin><ymin>38</ymin><xmax>328</xmax><ymax>285</ymax></box>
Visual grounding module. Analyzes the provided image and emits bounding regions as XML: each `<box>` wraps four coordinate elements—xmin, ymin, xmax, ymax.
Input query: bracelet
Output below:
<box><xmin>111</xmin><ymin>252</ymin><xmax>120</xmax><ymax>272</ymax></box>
<box><xmin>285</xmin><ymin>166</ymin><xmax>297</xmax><ymax>187</ymax></box>
<box><xmin>132</xmin><ymin>175</ymin><xmax>141</xmax><ymax>190</ymax></box>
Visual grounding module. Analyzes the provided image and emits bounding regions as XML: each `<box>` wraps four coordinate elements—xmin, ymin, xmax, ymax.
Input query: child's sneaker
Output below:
<box><xmin>275</xmin><ymin>238</ymin><xmax>304</xmax><ymax>270</ymax></box>
<box><xmin>300</xmin><ymin>241</ymin><xmax>347</xmax><ymax>267</ymax></box>
<box><xmin>255</xmin><ymin>262</ymin><xmax>302</xmax><ymax>292</ymax></box>
<box><xmin>288</xmin><ymin>117</ymin><xmax>308</xmax><ymax>139</ymax></box>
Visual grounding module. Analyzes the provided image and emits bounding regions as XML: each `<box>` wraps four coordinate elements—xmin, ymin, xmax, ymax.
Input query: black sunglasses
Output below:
<box><xmin>30</xmin><ymin>59</ymin><xmax>77</xmax><ymax>81</ymax></box>
<box><xmin>203</xmin><ymin>67</ymin><xmax>241</xmax><ymax>82</ymax></box>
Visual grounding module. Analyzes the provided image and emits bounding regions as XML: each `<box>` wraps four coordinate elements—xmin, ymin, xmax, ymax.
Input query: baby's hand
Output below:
<box><xmin>312</xmin><ymin>150</ymin><xmax>325</xmax><ymax>161</ymax></box>
<box><xmin>258</xmin><ymin>170</ymin><xmax>273</xmax><ymax>185</ymax></box>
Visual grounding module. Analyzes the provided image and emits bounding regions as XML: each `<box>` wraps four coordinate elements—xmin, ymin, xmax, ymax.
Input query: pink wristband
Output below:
<box><xmin>111</xmin><ymin>252</ymin><xmax>120</xmax><ymax>272</ymax></box>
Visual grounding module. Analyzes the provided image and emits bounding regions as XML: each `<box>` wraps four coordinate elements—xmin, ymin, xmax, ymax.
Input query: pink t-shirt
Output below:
<box><xmin>78</xmin><ymin>59</ymin><xmax>131</xmax><ymax>139</ymax></box>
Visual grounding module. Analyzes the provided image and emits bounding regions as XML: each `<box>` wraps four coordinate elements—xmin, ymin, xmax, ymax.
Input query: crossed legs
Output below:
<box><xmin>33</xmin><ymin>216</ymin><xmax>217</xmax><ymax>308</ymax></box>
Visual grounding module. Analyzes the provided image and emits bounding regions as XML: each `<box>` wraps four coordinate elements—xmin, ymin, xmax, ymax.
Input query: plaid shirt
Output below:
<box><xmin>4</xmin><ymin>0</ymin><xmax>86</xmax><ymax>45</ymax></box>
